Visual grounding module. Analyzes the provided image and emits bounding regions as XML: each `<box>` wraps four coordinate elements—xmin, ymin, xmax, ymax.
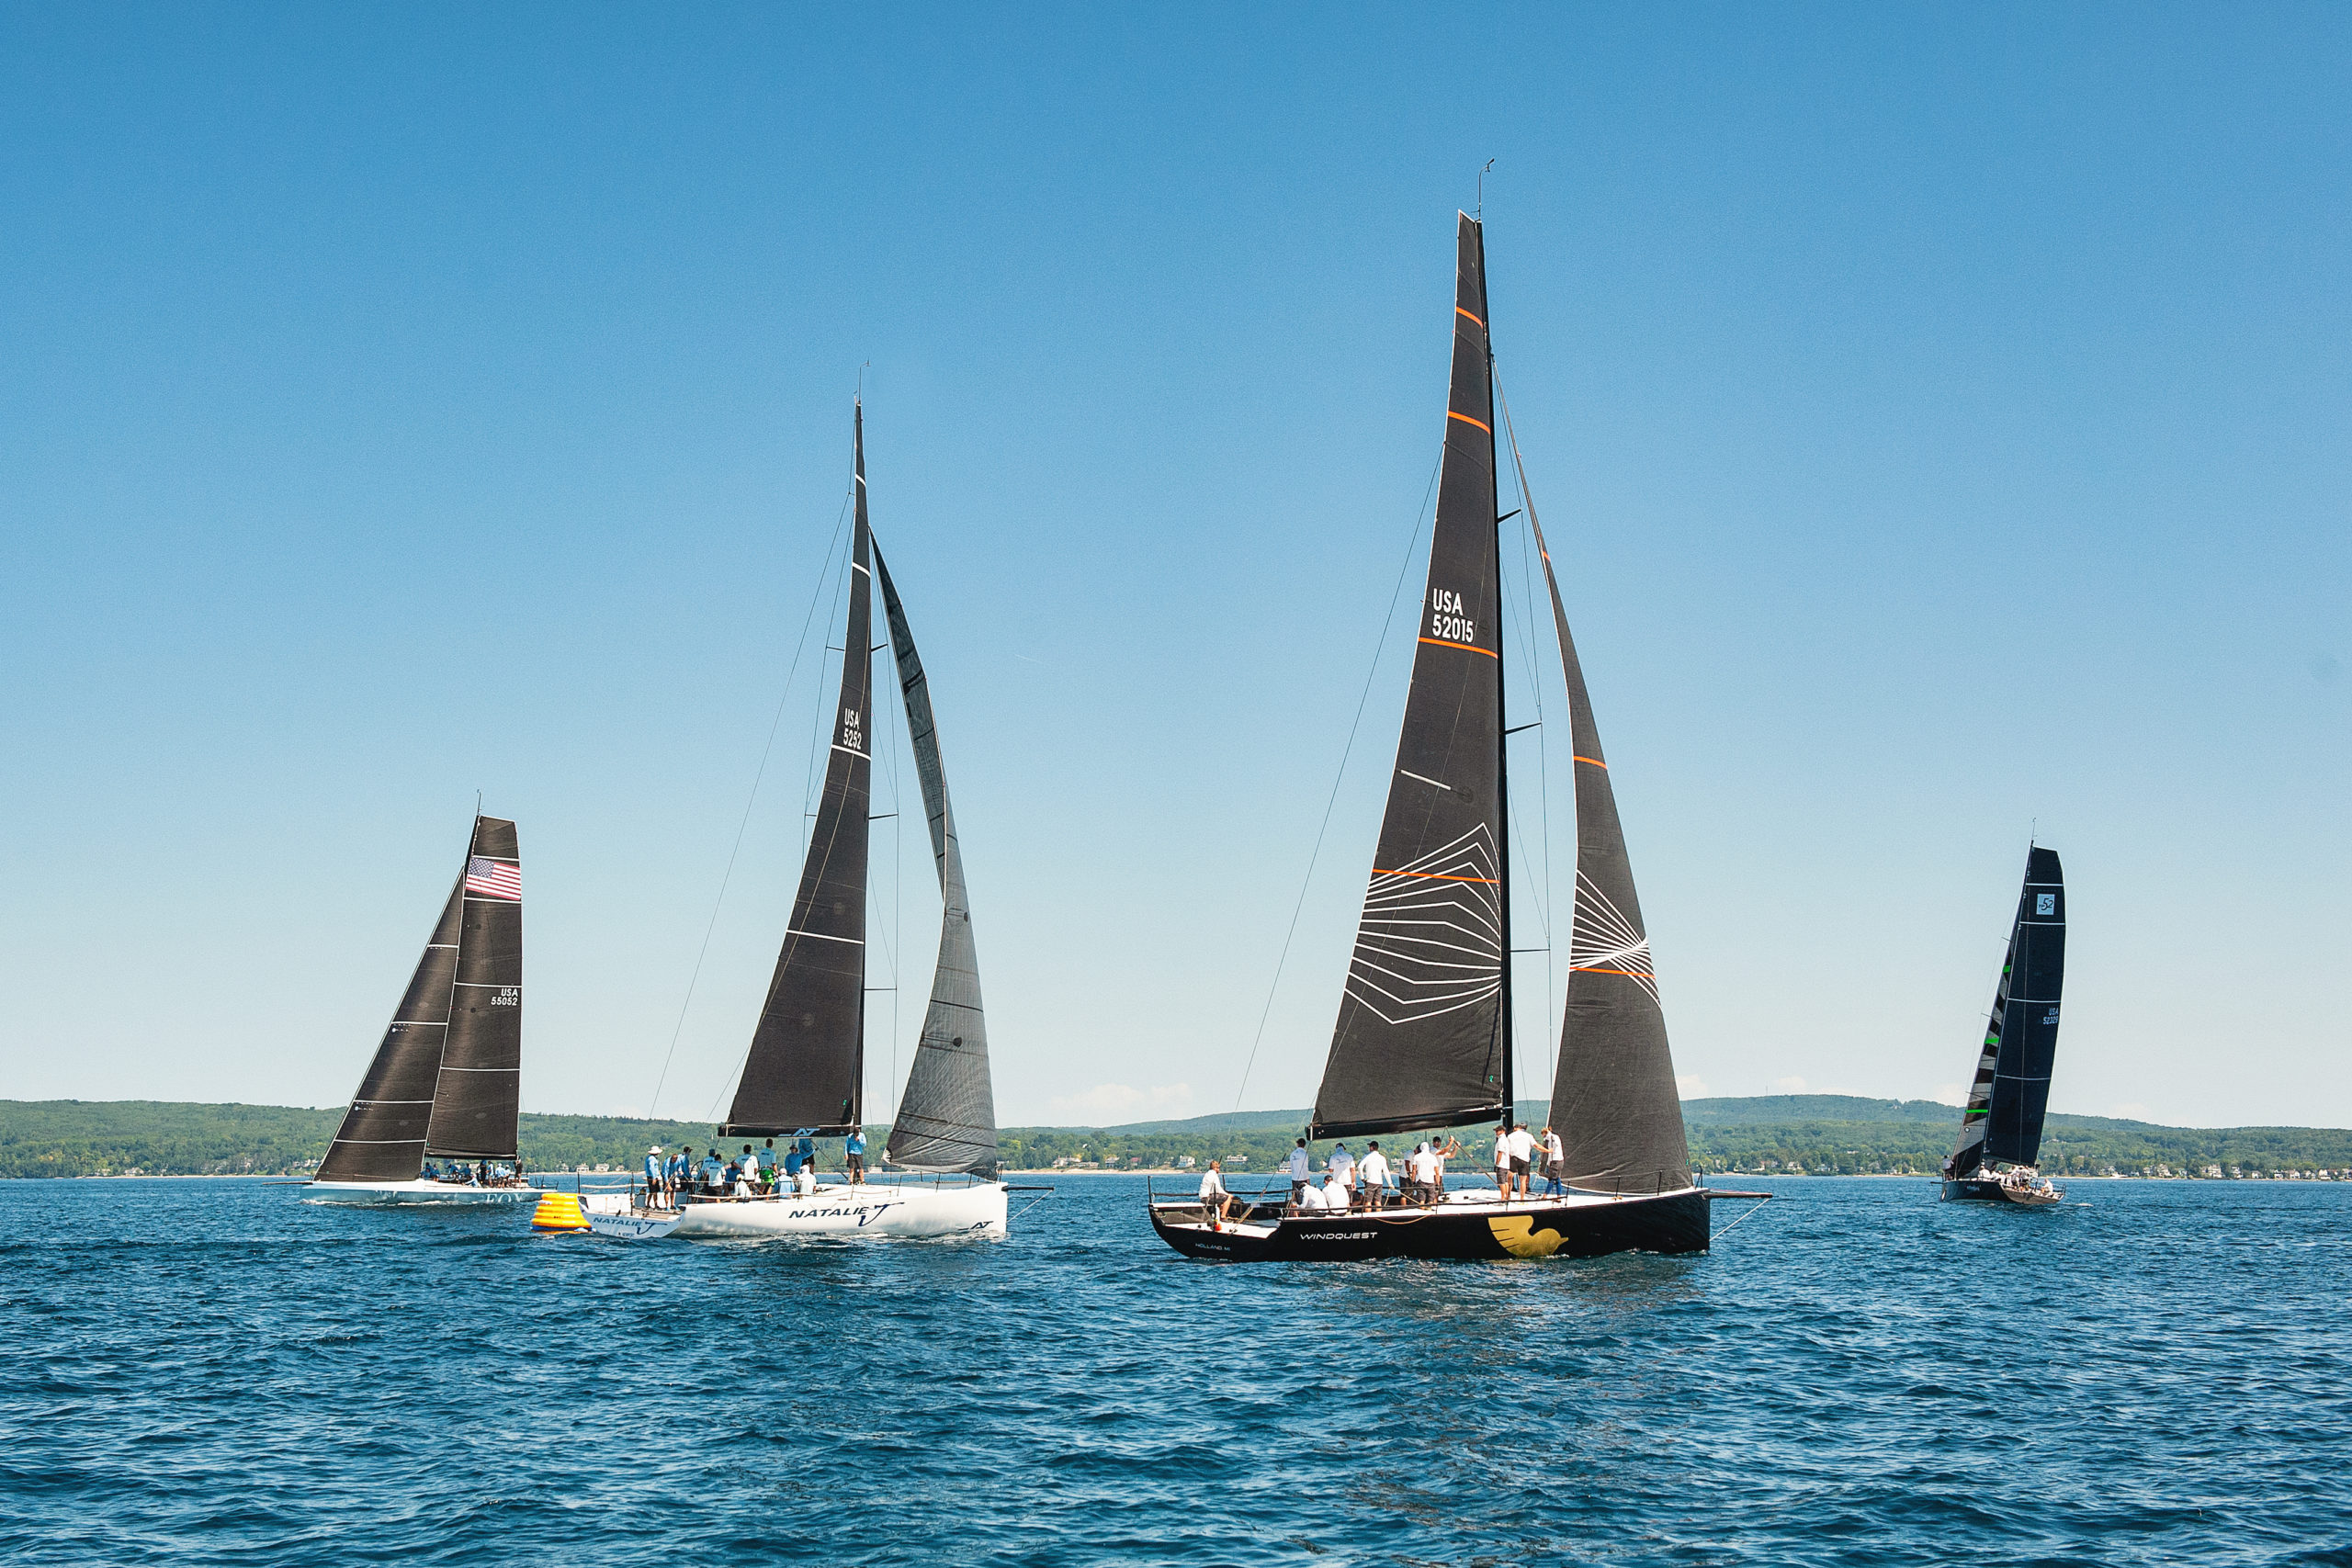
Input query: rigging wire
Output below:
<box><xmin>1230</xmin><ymin>453</ymin><xmax>1444</xmax><ymax>1114</ymax></box>
<box><xmin>648</xmin><ymin>485</ymin><xmax>854</xmax><ymax>1122</ymax></box>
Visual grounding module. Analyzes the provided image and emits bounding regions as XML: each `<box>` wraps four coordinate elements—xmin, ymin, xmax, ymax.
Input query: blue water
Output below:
<box><xmin>4</xmin><ymin>1176</ymin><xmax>2348</xmax><ymax>1565</ymax></box>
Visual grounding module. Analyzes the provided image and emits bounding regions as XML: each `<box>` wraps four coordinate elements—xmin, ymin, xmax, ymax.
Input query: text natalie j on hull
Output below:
<box><xmin>1940</xmin><ymin>846</ymin><xmax>2067</xmax><ymax>1206</ymax></box>
<box><xmin>587</xmin><ymin>402</ymin><xmax>1008</xmax><ymax>1243</ymax></box>
<box><xmin>1151</xmin><ymin>213</ymin><xmax>1749</xmax><ymax>1264</ymax></box>
<box><xmin>306</xmin><ymin>816</ymin><xmax>538</xmax><ymax>1205</ymax></box>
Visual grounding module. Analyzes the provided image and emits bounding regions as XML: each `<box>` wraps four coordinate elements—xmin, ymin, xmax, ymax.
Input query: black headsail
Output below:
<box><xmin>424</xmin><ymin>816</ymin><xmax>523</xmax><ymax>1161</ymax></box>
<box><xmin>1498</xmin><ymin>400</ymin><xmax>1694</xmax><ymax>1195</ymax></box>
<box><xmin>1311</xmin><ymin>213</ymin><xmax>1509</xmax><ymax>1140</ymax></box>
<box><xmin>317</xmin><ymin>852</ymin><xmax>465</xmax><ymax>1182</ymax></box>
<box><xmin>1951</xmin><ymin>846</ymin><xmax>2065</xmax><ymax>1174</ymax></box>
<box><xmin>873</xmin><ymin>542</ymin><xmax>1000</xmax><ymax>1175</ymax></box>
<box><xmin>722</xmin><ymin>405</ymin><xmax>874</xmax><ymax>1138</ymax></box>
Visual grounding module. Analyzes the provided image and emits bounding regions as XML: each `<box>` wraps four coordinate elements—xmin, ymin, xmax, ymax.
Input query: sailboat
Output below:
<box><xmin>1149</xmin><ymin>214</ymin><xmax>1713</xmax><ymax>1261</ymax></box>
<box><xmin>1940</xmin><ymin>846</ymin><xmax>2066</xmax><ymax>1204</ymax></box>
<box><xmin>306</xmin><ymin>817</ymin><xmax>537</xmax><ymax>1204</ymax></box>
<box><xmin>620</xmin><ymin>402</ymin><xmax>1006</xmax><ymax>1242</ymax></box>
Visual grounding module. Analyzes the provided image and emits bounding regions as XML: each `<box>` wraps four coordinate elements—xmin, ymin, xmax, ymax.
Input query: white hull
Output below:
<box><xmin>302</xmin><ymin>1179</ymin><xmax>541</xmax><ymax>1206</ymax></box>
<box><xmin>663</xmin><ymin>1180</ymin><xmax>1008</xmax><ymax>1241</ymax></box>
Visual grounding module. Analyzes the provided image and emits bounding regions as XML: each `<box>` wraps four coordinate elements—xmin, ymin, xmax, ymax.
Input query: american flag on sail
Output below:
<box><xmin>465</xmin><ymin>856</ymin><xmax>522</xmax><ymax>901</ymax></box>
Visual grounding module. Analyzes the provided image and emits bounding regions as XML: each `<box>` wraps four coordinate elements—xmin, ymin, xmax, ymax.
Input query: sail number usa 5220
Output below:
<box><xmin>1430</xmin><ymin>588</ymin><xmax>1476</xmax><ymax>646</ymax></box>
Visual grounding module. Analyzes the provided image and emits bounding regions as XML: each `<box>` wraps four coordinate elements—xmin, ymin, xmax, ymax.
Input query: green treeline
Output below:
<box><xmin>3</xmin><ymin>1096</ymin><xmax>2349</xmax><ymax>1180</ymax></box>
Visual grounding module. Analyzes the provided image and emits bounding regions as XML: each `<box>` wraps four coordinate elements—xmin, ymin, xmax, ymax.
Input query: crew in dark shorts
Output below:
<box><xmin>844</xmin><ymin>1128</ymin><xmax>867</xmax><ymax>1184</ymax></box>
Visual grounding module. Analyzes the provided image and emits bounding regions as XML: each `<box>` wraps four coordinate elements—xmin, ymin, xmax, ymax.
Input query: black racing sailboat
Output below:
<box><xmin>1942</xmin><ymin>846</ymin><xmax>2067</xmax><ymax>1203</ymax></box>
<box><xmin>651</xmin><ymin>402</ymin><xmax>1006</xmax><ymax>1241</ymax></box>
<box><xmin>1149</xmin><ymin>214</ymin><xmax>1711</xmax><ymax>1262</ymax></box>
<box><xmin>309</xmin><ymin>816</ymin><xmax>533</xmax><ymax>1203</ymax></box>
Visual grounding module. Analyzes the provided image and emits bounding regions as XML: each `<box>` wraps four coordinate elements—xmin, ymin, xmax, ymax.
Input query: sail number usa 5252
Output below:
<box><xmin>1430</xmin><ymin>588</ymin><xmax>1476</xmax><ymax>646</ymax></box>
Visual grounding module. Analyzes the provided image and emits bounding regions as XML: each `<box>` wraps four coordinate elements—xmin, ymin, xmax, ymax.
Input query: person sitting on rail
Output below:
<box><xmin>1294</xmin><ymin>1178</ymin><xmax>1329</xmax><ymax>1213</ymax></box>
<box><xmin>1199</xmin><ymin>1159</ymin><xmax>1236</xmax><ymax>1226</ymax></box>
<box><xmin>795</xmin><ymin>1159</ymin><xmax>818</xmax><ymax>1199</ymax></box>
<box><xmin>1321</xmin><ymin>1171</ymin><xmax>1349</xmax><ymax>1212</ymax></box>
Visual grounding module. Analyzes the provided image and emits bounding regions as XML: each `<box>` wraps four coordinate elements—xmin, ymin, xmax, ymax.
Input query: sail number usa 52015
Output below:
<box><xmin>1430</xmin><ymin>588</ymin><xmax>1476</xmax><ymax>646</ymax></box>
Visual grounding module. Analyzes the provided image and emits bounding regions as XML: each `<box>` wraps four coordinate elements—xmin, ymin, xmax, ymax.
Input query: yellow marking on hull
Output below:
<box><xmin>1488</xmin><ymin>1213</ymin><xmax>1565</xmax><ymax>1258</ymax></box>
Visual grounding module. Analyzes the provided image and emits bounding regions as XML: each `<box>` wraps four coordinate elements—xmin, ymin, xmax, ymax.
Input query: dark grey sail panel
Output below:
<box><xmin>873</xmin><ymin>542</ymin><xmax>1000</xmax><ymax>1175</ymax></box>
<box><xmin>1520</xmin><ymin>489</ymin><xmax>1693</xmax><ymax>1195</ymax></box>
<box><xmin>1312</xmin><ymin>212</ymin><xmax>1509</xmax><ymax>1141</ymax></box>
<box><xmin>424</xmin><ymin>816</ymin><xmax>523</xmax><ymax>1160</ymax></box>
<box><xmin>317</xmin><ymin>866</ymin><xmax>464</xmax><ymax>1182</ymax></box>
<box><xmin>1984</xmin><ymin>846</ymin><xmax>2064</xmax><ymax>1167</ymax></box>
<box><xmin>724</xmin><ymin>409</ymin><xmax>873</xmax><ymax>1138</ymax></box>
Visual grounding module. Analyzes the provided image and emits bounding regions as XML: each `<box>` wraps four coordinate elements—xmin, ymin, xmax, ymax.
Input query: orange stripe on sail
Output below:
<box><xmin>1447</xmin><ymin>411</ymin><xmax>1491</xmax><ymax>434</ymax></box>
<box><xmin>1456</xmin><ymin>306</ymin><xmax>1486</xmax><ymax>328</ymax></box>
<box><xmin>1419</xmin><ymin>636</ymin><xmax>1498</xmax><ymax>658</ymax></box>
<box><xmin>1572</xmin><ymin>965</ymin><xmax>1652</xmax><ymax>978</ymax></box>
<box><xmin>1374</xmin><ymin>868</ymin><xmax>1501</xmax><ymax>884</ymax></box>
<box><xmin>1573</xmin><ymin>755</ymin><xmax>1607</xmax><ymax>767</ymax></box>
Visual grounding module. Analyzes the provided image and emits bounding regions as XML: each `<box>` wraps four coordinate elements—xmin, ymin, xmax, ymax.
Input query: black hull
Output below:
<box><xmin>1148</xmin><ymin>1189</ymin><xmax>1711</xmax><ymax>1263</ymax></box>
<box><xmin>1941</xmin><ymin>1178</ymin><xmax>2007</xmax><ymax>1201</ymax></box>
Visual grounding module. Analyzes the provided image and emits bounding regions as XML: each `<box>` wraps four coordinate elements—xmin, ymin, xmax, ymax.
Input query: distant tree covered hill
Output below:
<box><xmin>3</xmin><ymin>1096</ymin><xmax>2348</xmax><ymax>1180</ymax></box>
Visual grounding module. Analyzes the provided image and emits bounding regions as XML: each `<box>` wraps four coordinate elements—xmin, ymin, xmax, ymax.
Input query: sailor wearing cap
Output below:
<box><xmin>644</xmin><ymin>1145</ymin><xmax>666</xmax><ymax>1211</ymax></box>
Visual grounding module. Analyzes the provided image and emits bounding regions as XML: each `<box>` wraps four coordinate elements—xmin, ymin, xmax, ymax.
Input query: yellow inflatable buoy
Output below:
<box><xmin>531</xmin><ymin>1191</ymin><xmax>589</xmax><ymax>1233</ymax></box>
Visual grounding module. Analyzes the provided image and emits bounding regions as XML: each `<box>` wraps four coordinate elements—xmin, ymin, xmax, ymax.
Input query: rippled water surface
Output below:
<box><xmin>5</xmin><ymin>1175</ymin><xmax>2349</xmax><ymax>1565</ymax></box>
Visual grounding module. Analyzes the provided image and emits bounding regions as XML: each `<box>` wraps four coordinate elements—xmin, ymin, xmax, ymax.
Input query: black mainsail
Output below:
<box><xmin>721</xmin><ymin>407</ymin><xmax>875</xmax><ymax>1138</ymax></box>
<box><xmin>318</xmin><ymin>816</ymin><xmax>521</xmax><ymax>1179</ymax></box>
<box><xmin>874</xmin><ymin>543</ymin><xmax>1001</xmax><ymax>1174</ymax></box>
<box><xmin>1501</xmin><ymin>420</ymin><xmax>1694</xmax><ymax>1195</ymax></box>
<box><xmin>1311</xmin><ymin>213</ymin><xmax>1510</xmax><ymax>1140</ymax></box>
<box><xmin>424</xmin><ymin>816</ymin><xmax>524</xmax><ymax>1161</ymax></box>
<box><xmin>1951</xmin><ymin>846</ymin><xmax>2066</xmax><ymax>1176</ymax></box>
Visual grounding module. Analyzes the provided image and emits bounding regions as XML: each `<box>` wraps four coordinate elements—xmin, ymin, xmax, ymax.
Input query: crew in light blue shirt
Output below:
<box><xmin>844</xmin><ymin>1129</ymin><xmax>867</xmax><ymax>1186</ymax></box>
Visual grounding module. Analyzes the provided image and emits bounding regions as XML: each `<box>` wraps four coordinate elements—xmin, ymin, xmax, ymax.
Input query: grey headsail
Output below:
<box><xmin>723</xmin><ymin>405</ymin><xmax>874</xmax><ymax>1138</ymax></box>
<box><xmin>873</xmin><ymin>541</ymin><xmax>1000</xmax><ymax>1175</ymax></box>
<box><xmin>1311</xmin><ymin>212</ymin><xmax>1509</xmax><ymax>1141</ymax></box>
<box><xmin>1504</xmin><ymin>407</ymin><xmax>1693</xmax><ymax>1195</ymax></box>
<box><xmin>318</xmin><ymin>854</ymin><xmax>465</xmax><ymax>1182</ymax></box>
<box><xmin>424</xmin><ymin>816</ymin><xmax>523</xmax><ymax>1160</ymax></box>
<box><xmin>1951</xmin><ymin>846</ymin><xmax>2065</xmax><ymax>1174</ymax></box>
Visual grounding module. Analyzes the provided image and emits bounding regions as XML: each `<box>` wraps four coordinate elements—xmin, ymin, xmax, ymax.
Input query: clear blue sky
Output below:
<box><xmin>3</xmin><ymin>4</ymin><xmax>2345</xmax><ymax>1130</ymax></box>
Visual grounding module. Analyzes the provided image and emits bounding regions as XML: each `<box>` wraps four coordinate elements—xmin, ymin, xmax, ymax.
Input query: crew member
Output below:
<box><xmin>1200</xmin><ymin>1159</ymin><xmax>1235</xmax><ymax>1227</ymax></box>
<box><xmin>1358</xmin><ymin>1141</ymin><xmax>1391</xmax><ymax>1211</ymax></box>
<box><xmin>844</xmin><ymin>1127</ymin><xmax>867</xmax><ymax>1185</ymax></box>
<box><xmin>1284</xmin><ymin>1138</ymin><xmax>1311</xmax><ymax>1205</ymax></box>
<box><xmin>1542</xmin><ymin>1125</ymin><xmax>1565</xmax><ymax>1198</ymax></box>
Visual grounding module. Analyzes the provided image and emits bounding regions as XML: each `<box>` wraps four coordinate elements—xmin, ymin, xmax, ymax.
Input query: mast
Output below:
<box><xmin>722</xmin><ymin>402</ymin><xmax>875</xmax><ymax>1138</ymax></box>
<box><xmin>423</xmin><ymin>816</ymin><xmax>524</xmax><ymax>1161</ymax></box>
<box><xmin>873</xmin><ymin>540</ymin><xmax>1001</xmax><ymax>1175</ymax></box>
<box><xmin>1310</xmin><ymin>212</ymin><xmax>1509</xmax><ymax>1141</ymax></box>
<box><xmin>316</xmin><ymin>843</ymin><xmax>467</xmax><ymax>1183</ymax></box>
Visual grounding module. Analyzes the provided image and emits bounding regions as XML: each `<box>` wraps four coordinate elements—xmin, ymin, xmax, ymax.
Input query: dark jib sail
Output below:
<box><xmin>1312</xmin><ymin>213</ymin><xmax>1509</xmax><ymax>1140</ymax></box>
<box><xmin>1951</xmin><ymin>846</ymin><xmax>2065</xmax><ymax>1174</ymax></box>
<box><xmin>722</xmin><ymin>407</ymin><xmax>874</xmax><ymax>1138</ymax></box>
<box><xmin>1505</xmin><ymin>418</ymin><xmax>1693</xmax><ymax>1196</ymax></box>
<box><xmin>873</xmin><ymin>542</ymin><xmax>1000</xmax><ymax>1174</ymax></box>
<box><xmin>318</xmin><ymin>863</ymin><xmax>465</xmax><ymax>1182</ymax></box>
<box><xmin>424</xmin><ymin>816</ymin><xmax>523</xmax><ymax>1160</ymax></box>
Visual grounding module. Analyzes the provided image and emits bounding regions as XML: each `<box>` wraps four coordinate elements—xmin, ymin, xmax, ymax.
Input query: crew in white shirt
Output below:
<box><xmin>1200</xmin><ymin>1159</ymin><xmax>1235</xmax><ymax>1226</ymax></box>
<box><xmin>1321</xmin><ymin>1172</ymin><xmax>1350</xmax><ymax>1212</ymax></box>
<box><xmin>1357</xmin><ymin>1142</ymin><xmax>1392</xmax><ymax>1211</ymax></box>
<box><xmin>1328</xmin><ymin>1143</ymin><xmax>1355</xmax><ymax>1199</ymax></box>
<box><xmin>1492</xmin><ymin>1123</ymin><xmax>1514</xmax><ymax>1199</ymax></box>
<box><xmin>1284</xmin><ymin>1139</ymin><xmax>1312</xmax><ymax>1204</ymax></box>
<box><xmin>1408</xmin><ymin>1142</ymin><xmax>1439</xmax><ymax>1206</ymax></box>
<box><xmin>1509</xmin><ymin>1122</ymin><xmax>1537</xmax><ymax>1200</ymax></box>
<box><xmin>1295</xmin><ymin>1179</ymin><xmax>1328</xmax><ymax>1212</ymax></box>
<box><xmin>1542</xmin><ymin>1125</ymin><xmax>1566</xmax><ymax>1198</ymax></box>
